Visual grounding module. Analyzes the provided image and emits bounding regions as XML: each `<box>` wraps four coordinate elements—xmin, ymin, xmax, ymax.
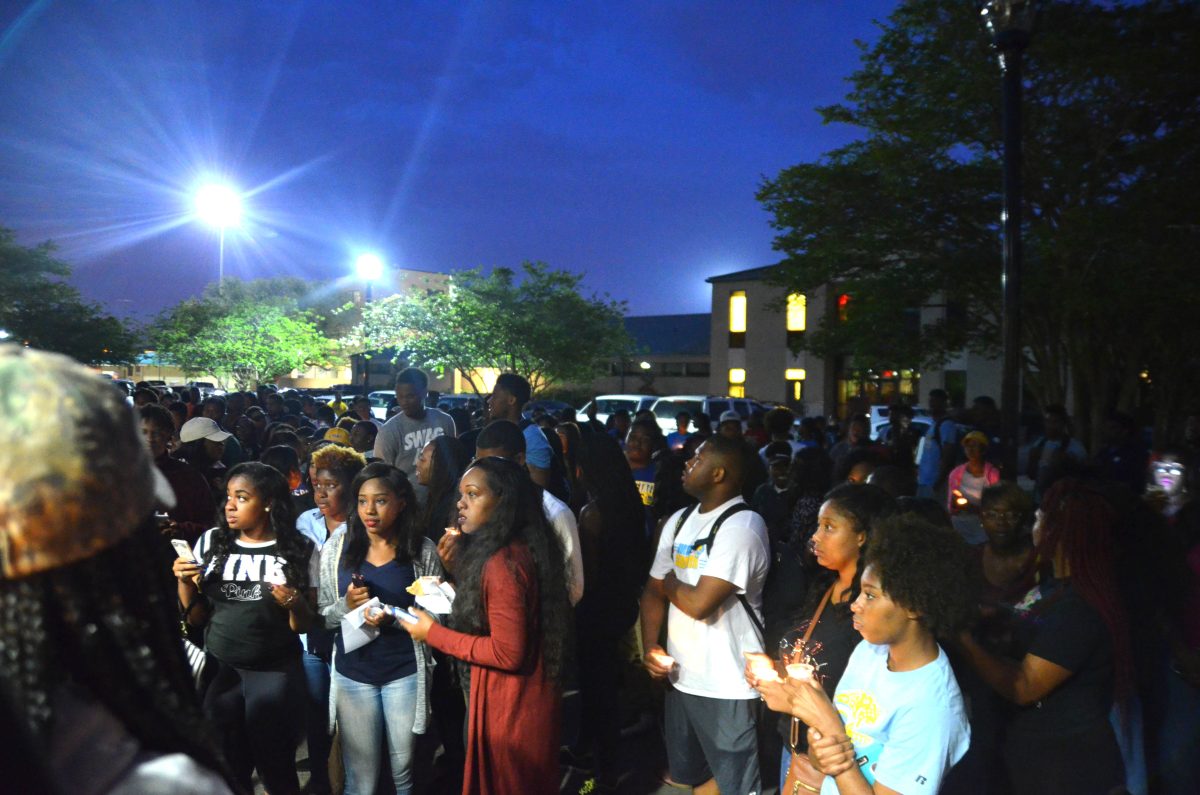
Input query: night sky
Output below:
<box><xmin>0</xmin><ymin>1</ymin><xmax>899</xmax><ymax>319</ymax></box>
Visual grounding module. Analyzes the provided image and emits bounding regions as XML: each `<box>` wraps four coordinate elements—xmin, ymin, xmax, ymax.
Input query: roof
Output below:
<box><xmin>623</xmin><ymin>313</ymin><xmax>711</xmax><ymax>357</ymax></box>
<box><xmin>704</xmin><ymin>264</ymin><xmax>780</xmax><ymax>284</ymax></box>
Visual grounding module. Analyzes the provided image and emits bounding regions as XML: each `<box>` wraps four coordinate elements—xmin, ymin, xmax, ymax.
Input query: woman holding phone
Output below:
<box><xmin>173</xmin><ymin>461</ymin><xmax>319</xmax><ymax>795</ymax></box>
<box><xmin>317</xmin><ymin>463</ymin><xmax>442</xmax><ymax>795</ymax></box>
<box><xmin>400</xmin><ymin>456</ymin><xmax>571</xmax><ymax>795</ymax></box>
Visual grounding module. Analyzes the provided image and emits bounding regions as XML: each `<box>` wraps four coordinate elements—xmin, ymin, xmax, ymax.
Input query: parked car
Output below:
<box><xmin>575</xmin><ymin>394</ymin><xmax>657</xmax><ymax>426</ymax></box>
<box><xmin>868</xmin><ymin>405</ymin><xmax>931</xmax><ymax>441</ymax></box>
<box><xmin>367</xmin><ymin>390</ymin><xmax>396</xmax><ymax>421</ymax></box>
<box><xmin>186</xmin><ymin>380</ymin><xmax>225</xmax><ymax>398</ymax></box>
<box><xmin>649</xmin><ymin>395</ymin><xmax>771</xmax><ymax>434</ymax></box>
<box><xmin>111</xmin><ymin>379</ymin><xmax>135</xmax><ymax>397</ymax></box>
<box><xmin>523</xmin><ymin>399</ymin><xmax>574</xmax><ymax>420</ymax></box>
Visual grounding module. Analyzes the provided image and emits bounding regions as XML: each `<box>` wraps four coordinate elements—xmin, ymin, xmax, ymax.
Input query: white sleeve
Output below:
<box><xmin>547</xmin><ymin>503</ymin><xmax>585</xmax><ymax>606</ymax></box>
<box><xmin>699</xmin><ymin>514</ymin><xmax>769</xmax><ymax>594</ymax></box>
<box><xmin>648</xmin><ymin>508</ymin><xmax>685</xmax><ymax>580</ymax></box>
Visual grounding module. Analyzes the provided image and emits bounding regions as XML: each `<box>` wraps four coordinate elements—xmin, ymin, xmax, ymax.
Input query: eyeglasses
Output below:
<box><xmin>980</xmin><ymin>510</ymin><xmax>1020</xmax><ymax>521</ymax></box>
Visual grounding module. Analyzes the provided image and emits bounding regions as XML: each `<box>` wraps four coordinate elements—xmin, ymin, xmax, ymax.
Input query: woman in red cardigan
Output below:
<box><xmin>401</xmin><ymin>456</ymin><xmax>572</xmax><ymax>794</ymax></box>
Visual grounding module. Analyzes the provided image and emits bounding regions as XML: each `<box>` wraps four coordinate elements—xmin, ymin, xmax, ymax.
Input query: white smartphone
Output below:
<box><xmin>171</xmin><ymin>539</ymin><xmax>198</xmax><ymax>563</ymax></box>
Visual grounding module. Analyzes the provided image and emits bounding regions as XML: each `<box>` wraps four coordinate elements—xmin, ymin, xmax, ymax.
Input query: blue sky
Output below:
<box><xmin>0</xmin><ymin>1</ymin><xmax>900</xmax><ymax>318</ymax></box>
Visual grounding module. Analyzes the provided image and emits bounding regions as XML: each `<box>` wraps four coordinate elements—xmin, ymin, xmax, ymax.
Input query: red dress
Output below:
<box><xmin>426</xmin><ymin>543</ymin><xmax>561</xmax><ymax>795</ymax></box>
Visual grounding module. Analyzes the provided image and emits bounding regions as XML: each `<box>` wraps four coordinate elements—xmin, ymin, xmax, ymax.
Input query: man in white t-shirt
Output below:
<box><xmin>641</xmin><ymin>434</ymin><xmax>770</xmax><ymax>795</ymax></box>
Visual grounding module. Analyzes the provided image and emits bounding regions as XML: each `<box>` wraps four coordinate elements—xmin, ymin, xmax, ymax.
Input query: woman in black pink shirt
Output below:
<box><xmin>173</xmin><ymin>461</ymin><xmax>319</xmax><ymax>795</ymax></box>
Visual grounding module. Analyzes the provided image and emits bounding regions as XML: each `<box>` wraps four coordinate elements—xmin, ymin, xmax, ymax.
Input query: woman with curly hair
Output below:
<box><xmin>297</xmin><ymin>443</ymin><xmax>367</xmax><ymax>795</ymax></box>
<box><xmin>400</xmin><ymin>456</ymin><xmax>571</xmax><ymax>795</ymax></box>
<box><xmin>317</xmin><ymin>463</ymin><xmax>442</xmax><ymax>795</ymax></box>
<box><xmin>174</xmin><ymin>461</ymin><xmax>319</xmax><ymax>795</ymax></box>
<box><xmin>762</xmin><ymin>483</ymin><xmax>895</xmax><ymax>794</ymax></box>
<box><xmin>751</xmin><ymin>514</ymin><xmax>973</xmax><ymax>795</ymax></box>
<box><xmin>957</xmin><ymin>478</ymin><xmax>1133</xmax><ymax>795</ymax></box>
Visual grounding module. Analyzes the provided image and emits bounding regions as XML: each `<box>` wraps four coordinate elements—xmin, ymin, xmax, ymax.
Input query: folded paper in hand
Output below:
<box><xmin>415</xmin><ymin>581</ymin><xmax>456</xmax><ymax>614</ymax></box>
<box><xmin>341</xmin><ymin>597</ymin><xmax>381</xmax><ymax>653</ymax></box>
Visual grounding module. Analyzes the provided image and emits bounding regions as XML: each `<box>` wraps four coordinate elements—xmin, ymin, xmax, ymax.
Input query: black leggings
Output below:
<box><xmin>203</xmin><ymin>656</ymin><xmax>305</xmax><ymax>795</ymax></box>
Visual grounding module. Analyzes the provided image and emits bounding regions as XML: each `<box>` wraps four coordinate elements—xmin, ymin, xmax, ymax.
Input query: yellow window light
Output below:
<box><xmin>785</xmin><ymin>368</ymin><xmax>807</xmax><ymax>381</ymax></box>
<box><xmin>786</xmin><ymin>293</ymin><xmax>806</xmax><ymax>331</ymax></box>
<box><xmin>729</xmin><ymin>291</ymin><xmax>747</xmax><ymax>333</ymax></box>
<box><xmin>729</xmin><ymin>368</ymin><xmax>746</xmax><ymax>385</ymax></box>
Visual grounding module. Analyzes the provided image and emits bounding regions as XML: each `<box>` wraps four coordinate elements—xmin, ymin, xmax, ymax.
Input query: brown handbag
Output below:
<box><xmin>781</xmin><ymin>585</ymin><xmax>834</xmax><ymax>795</ymax></box>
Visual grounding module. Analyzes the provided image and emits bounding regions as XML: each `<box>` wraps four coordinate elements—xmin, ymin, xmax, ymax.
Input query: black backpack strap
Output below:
<box><xmin>672</xmin><ymin>503</ymin><xmax>765</xmax><ymax>641</ymax></box>
<box><xmin>672</xmin><ymin>503</ymin><xmax>699</xmax><ymax>543</ymax></box>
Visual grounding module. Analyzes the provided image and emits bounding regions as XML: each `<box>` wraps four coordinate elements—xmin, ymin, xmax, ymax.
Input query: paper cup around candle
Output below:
<box><xmin>786</xmin><ymin>662</ymin><xmax>815</xmax><ymax>681</ymax></box>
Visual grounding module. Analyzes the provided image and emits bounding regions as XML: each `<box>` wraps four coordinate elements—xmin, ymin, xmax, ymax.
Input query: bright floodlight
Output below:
<box><xmin>194</xmin><ymin>183</ymin><xmax>242</xmax><ymax>229</ymax></box>
<box><xmin>355</xmin><ymin>252</ymin><xmax>385</xmax><ymax>282</ymax></box>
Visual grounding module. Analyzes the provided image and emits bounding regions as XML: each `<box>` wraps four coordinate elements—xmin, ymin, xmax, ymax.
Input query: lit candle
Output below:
<box><xmin>650</xmin><ymin>651</ymin><xmax>676</xmax><ymax>669</ymax></box>
<box><xmin>444</xmin><ymin>526</ymin><xmax>461</xmax><ymax>536</ymax></box>
<box><xmin>752</xmin><ymin>660</ymin><xmax>781</xmax><ymax>683</ymax></box>
<box><xmin>786</xmin><ymin>662</ymin><xmax>815</xmax><ymax>681</ymax></box>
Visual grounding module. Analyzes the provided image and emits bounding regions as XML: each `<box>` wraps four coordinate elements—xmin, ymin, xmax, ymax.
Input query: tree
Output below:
<box><xmin>0</xmin><ymin>226</ymin><xmax>140</xmax><ymax>364</ymax></box>
<box><xmin>758</xmin><ymin>0</ymin><xmax>1200</xmax><ymax>447</ymax></box>
<box><xmin>350</xmin><ymin>262</ymin><xmax>634</xmax><ymax>395</ymax></box>
<box><xmin>150</xmin><ymin>278</ymin><xmax>343</xmax><ymax>390</ymax></box>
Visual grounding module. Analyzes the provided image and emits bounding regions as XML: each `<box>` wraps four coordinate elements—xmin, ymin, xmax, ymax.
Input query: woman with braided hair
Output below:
<box><xmin>0</xmin><ymin>346</ymin><xmax>235</xmax><ymax>794</ymax></box>
<box><xmin>174</xmin><ymin>461</ymin><xmax>320</xmax><ymax>795</ymax></box>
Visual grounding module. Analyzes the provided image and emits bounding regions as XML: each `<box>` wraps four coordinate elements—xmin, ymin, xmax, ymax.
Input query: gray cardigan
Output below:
<box><xmin>318</xmin><ymin>528</ymin><xmax>444</xmax><ymax>734</ymax></box>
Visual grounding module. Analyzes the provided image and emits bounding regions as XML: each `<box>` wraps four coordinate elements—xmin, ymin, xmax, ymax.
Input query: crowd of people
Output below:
<box><xmin>2</xmin><ymin>345</ymin><xmax>1199</xmax><ymax>795</ymax></box>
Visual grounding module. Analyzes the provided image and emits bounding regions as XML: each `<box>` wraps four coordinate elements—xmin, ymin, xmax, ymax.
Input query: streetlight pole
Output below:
<box><xmin>195</xmin><ymin>182</ymin><xmax>242</xmax><ymax>293</ymax></box>
<box><xmin>981</xmin><ymin>0</ymin><xmax>1036</xmax><ymax>480</ymax></box>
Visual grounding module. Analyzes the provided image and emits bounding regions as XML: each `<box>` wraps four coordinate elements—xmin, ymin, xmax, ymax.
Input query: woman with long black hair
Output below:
<box><xmin>0</xmin><ymin>347</ymin><xmax>235</xmax><ymax>794</ymax></box>
<box><xmin>174</xmin><ymin>461</ymin><xmax>319</xmax><ymax>795</ymax></box>
<box><xmin>414</xmin><ymin>435</ymin><xmax>466</xmax><ymax>543</ymax></box>
<box><xmin>570</xmin><ymin>430</ymin><xmax>650</xmax><ymax>791</ymax></box>
<box><xmin>317</xmin><ymin>462</ymin><xmax>442</xmax><ymax>795</ymax></box>
<box><xmin>401</xmin><ymin>456</ymin><xmax>572</xmax><ymax>795</ymax></box>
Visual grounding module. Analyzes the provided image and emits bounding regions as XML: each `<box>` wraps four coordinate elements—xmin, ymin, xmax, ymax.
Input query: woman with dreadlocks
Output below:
<box><xmin>400</xmin><ymin>456</ymin><xmax>571</xmax><ymax>795</ymax></box>
<box><xmin>174</xmin><ymin>461</ymin><xmax>319</xmax><ymax>795</ymax></box>
<box><xmin>0</xmin><ymin>347</ymin><xmax>235</xmax><ymax>794</ymax></box>
<box><xmin>957</xmin><ymin>478</ymin><xmax>1133</xmax><ymax>795</ymax></box>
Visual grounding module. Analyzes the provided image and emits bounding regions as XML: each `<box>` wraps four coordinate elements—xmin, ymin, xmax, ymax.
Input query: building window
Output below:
<box><xmin>787</xmin><ymin>293</ymin><xmax>806</xmax><ymax>347</ymax></box>
<box><xmin>729</xmin><ymin>368</ymin><xmax>746</xmax><ymax>398</ymax></box>
<box><xmin>785</xmin><ymin>368</ymin><xmax>806</xmax><ymax>404</ymax></box>
<box><xmin>686</xmin><ymin>362</ymin><xmax>710</xmax><ymax>377</ymax></box>
<box><xmin>661</xmin><ymin>362</ymin><xmax>685</xmax><ymax>376</ymax></box>
<box><xmin>729</xmin><ymin>291</ymin><xmax>746</xmax><ymax>348</ymax></box>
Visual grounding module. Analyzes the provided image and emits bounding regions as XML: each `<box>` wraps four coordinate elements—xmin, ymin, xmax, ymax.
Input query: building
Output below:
<box><xmin>706</xmin><ymin>265</ymin><xmax>1002</xmax><ymax>419</ymax></box>
<box><xmin>583</xmin><ymin>313</ymin><xmax>712</xmax><ymax>396</ymax></box>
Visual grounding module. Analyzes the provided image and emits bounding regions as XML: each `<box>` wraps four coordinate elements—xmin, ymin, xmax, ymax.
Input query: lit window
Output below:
<box><xmin>786</xmin><ymin>294</ymin><xmax>806</xmax><ymax>331</ymax></box>
<box><xmin>793</xmin><ymin>382</ymin><xmax>803</xmax><ymax>401</ymax></box>
<box><xmin>729</xmin><ymin>291</ymin><xmax>747</xmax><ymax>333</ymax></box>
<box><xmin>730</xmin><ymin>385</ymin><xmax>746</xmax><ymax>398</ymax></box>
<box><xmin>729</xmin><ymin>368</ymin><xmax>746</xmax><ymax>385</ymax></box>
<box><xmin>784</xmin><ymin>368</ymin><xmax>806</xmax><ymax>381</ymax></box>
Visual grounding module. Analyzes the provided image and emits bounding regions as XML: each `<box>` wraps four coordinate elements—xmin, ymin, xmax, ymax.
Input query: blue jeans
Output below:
<box><xmin>334</xmin><ymin>670</ymin><xmax>418</xmax><ymax>795</ymax></box>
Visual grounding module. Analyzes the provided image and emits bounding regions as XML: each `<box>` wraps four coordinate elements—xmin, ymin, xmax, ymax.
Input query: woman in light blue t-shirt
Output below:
<box><xmin>750</xmin><ymin>516</ymin><xmax>974</xmax><ymax>795</ymax></box>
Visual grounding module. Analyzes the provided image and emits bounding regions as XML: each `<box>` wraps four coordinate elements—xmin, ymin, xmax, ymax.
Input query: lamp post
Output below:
<box><xmin>354</xmin><ymin>252</ymin><xmax>386</xmax><ymax>391</ymax></box>
<box><xmin>194</xmin><ymin>183</ymin><xmax>243</xmax><ymax>291</ymax></box>
<box><xmin>981</xmin><ymin>0</ymin><xmax>1037</xmax><ymax>479</ymax></box>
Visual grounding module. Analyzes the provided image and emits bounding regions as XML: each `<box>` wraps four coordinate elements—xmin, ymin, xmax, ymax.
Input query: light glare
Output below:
<box><xmin>355</xmin><ymin>252</ymin><xmax>385</xmax><ymax>282</ymax></box>
<box><xmin>194</xmin><ymin>183</ymin><xmax>242</xmax><ymax>229</ymax></box>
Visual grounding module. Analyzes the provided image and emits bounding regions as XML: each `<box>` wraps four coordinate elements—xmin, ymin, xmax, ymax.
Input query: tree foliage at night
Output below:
<box><xmin>0</xmin><ymin>226</ymin><xmax>140</xmax><ymax>365</ymax></box>
<box><xmin>759</xmin><ymin>0</ymin><xmax>1200</xmax><ymax>443</ymax></box>
<box><xmin>150</xmin><ymin>278</ymin><xmax>343</xmax><ymax>390</ymax></box>
<box><xmin>351</xmin><ymin>261</ymin><xmax>633</xmax><ymax>395</ymax></box>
